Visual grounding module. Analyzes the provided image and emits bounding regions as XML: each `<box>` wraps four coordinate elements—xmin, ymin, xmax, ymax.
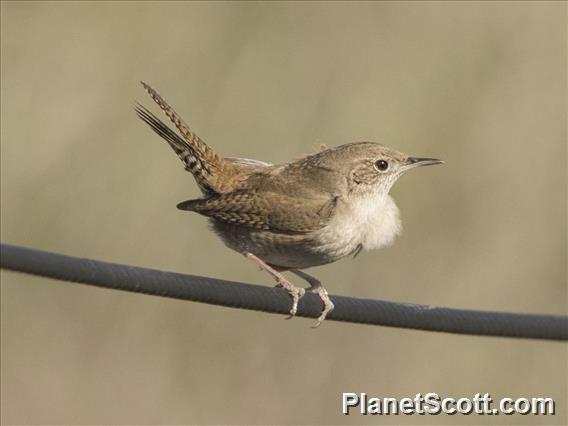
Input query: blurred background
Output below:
<box><xmin>1</xmin><ymin>1</ymin><xmax>566</xmax><ymax>425</ymax></box>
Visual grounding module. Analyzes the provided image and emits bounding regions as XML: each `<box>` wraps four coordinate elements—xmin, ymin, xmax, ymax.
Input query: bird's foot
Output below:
<box><xmin>309</xmin><ymin>285</ymin><xmax>335</xmax><ymax>328</ymax></box>
<box><xmin>290</xmin><ymin>269</ymin><xmax>335</xmax><ymax>327</ymax></box>
<box><xmin>283</xmin><ymin>284</ymin><xmax>306</xmax><ymax>318</ymax></box>
<box><xmin>244</xmin><ymin>252</ymin><xmax>306</xmax><ymax>319</ymax></box>
<box><xmin>273</xmin><ymin>280</ymin><xmax>305</xmax><ymax>318</ymax></box>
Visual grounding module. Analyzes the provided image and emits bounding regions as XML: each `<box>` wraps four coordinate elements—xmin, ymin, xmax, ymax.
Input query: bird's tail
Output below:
<box><xmin>136</xmin><ymin>82</ymin><xmax>235</xmax><ymax>194</ymax></box>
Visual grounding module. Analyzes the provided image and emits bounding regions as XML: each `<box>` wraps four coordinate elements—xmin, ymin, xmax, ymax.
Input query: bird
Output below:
<box><xmin>135</xmin><ymin>82</ymin><xmax>443</xmax><ymax>326</ymax></box>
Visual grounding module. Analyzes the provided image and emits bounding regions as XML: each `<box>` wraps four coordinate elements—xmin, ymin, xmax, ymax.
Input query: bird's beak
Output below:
<box><xmin>404</xmin><ymin>157</ymin><xmax>444</xmax><ymax>170</ymax></box>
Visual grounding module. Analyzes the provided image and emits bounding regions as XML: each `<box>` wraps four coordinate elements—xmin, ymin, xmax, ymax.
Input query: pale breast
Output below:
<box><xmin>311</xmin><ymin>194</ymin><xmax>402</xmax><ymax>259</ymax></box>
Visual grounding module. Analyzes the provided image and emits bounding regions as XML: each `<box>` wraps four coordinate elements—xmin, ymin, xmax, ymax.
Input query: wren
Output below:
<box><xmin>135</xmin><ymin>82</ymin><xmax>443</xmax><ymax>326</ymax></box>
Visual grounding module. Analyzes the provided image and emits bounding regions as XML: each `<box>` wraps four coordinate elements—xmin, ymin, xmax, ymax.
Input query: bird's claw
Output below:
<box><xmin>284</xmin><ymin>286</ymin><xmax>305</xmax><ymax>319</ymax></box>
<box><xmin>310</xmin><ymin>287</ymin><xmax>335</xmax><ymax>327</ymax></box>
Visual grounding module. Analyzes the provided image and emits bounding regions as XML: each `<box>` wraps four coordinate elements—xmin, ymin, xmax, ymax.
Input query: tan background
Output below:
<box><xmin>1</xmin><ymin>1</ymin><xmax>566</xmax><ymax>425</ymax></box>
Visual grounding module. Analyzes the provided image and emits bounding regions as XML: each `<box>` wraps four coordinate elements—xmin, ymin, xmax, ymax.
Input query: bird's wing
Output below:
<box><xmin>177</xmin><ymin>190</ymin><xmax>339</xmax><ymax>234</ymax></box>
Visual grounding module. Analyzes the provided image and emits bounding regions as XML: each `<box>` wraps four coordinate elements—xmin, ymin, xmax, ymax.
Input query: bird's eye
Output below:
<box><xmin>375</xmin><ymin>159</ymin><xmax>389</xmax><ymax>172</ymax></box>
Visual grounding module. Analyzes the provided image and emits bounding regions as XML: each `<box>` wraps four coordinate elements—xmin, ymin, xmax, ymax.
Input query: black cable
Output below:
<box><xmin>1</xmin><ymin>243</ymin><xmax>566</xmax><ymax>341</ymax></box>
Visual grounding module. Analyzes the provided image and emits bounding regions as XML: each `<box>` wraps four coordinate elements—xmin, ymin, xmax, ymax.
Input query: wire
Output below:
<box><xmin>1</xmin><ymin>243</ymin><xmax>566</xmax><ymax>341</ymax></box>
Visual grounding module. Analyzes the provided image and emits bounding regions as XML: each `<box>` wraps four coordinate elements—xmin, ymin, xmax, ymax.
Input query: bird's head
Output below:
<box><xmin>318</xmin><ymin>142</ymin><xmax>443</xmax><ymax>198</ymax></box>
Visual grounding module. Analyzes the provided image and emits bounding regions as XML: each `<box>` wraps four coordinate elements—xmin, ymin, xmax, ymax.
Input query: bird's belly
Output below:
<box><xmin>209</xmin><ymin>220</ymin><xmax>350</xmax><ymax>269</ymax></box>
<box><xmin>208</xmin><ymin>194</ymin><xmax>401</xmax><ymax>270</ymax></box>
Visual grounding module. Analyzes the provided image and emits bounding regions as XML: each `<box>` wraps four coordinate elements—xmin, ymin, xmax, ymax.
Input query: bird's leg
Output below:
<box><xmin>290</xmin><ymin>269</ymin><xmax>335</xmax><ymax>327</ymax></box>
<box><xmin>244</xmin><ymin>253</ymin><xmax>305</xmax><ymax>318</ymax></box>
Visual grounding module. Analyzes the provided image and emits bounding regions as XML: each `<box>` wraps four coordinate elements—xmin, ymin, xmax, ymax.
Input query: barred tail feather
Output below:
<box><xmin>134</xmin><ymin>104</ymin><xmax>204</xmax><ymax>175</ymax></box>
<box><xmin>140</xmin><ymin>82</ymin><xmax>225</xmax><ymax>171</ymax></box>
<box><xmin>137</xmin><ymin>82</ymin><xmax>237</xmax><ymax>194</ymax></box>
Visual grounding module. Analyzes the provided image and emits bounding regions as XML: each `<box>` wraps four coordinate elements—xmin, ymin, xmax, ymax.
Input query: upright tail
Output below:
<box><xmin>136</xmin><ymin>82</ymin><xmax>236</xmax><ymax>194</ymax></box>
